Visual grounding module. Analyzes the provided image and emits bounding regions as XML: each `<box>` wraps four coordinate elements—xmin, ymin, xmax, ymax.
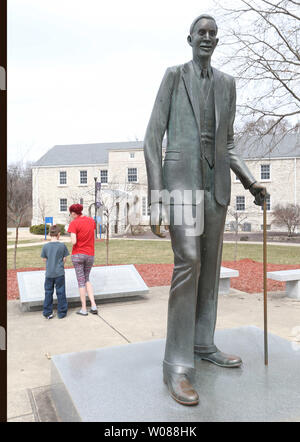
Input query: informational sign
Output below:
<box><xmin>45</xmin><ymin>217</ymin><xmax>53</xmax><ymax>239</ymax></box>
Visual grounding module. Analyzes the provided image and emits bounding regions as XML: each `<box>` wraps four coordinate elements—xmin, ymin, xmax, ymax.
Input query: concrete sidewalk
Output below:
<box><xmin>7</xmin><ymin>239</ymin><xmax>71</xmax><ymax>249</ymax></box>
<box><xmin>7</xmin><ymin>287</ymin><xmax>300</xmax><ymax>422</ymax></box>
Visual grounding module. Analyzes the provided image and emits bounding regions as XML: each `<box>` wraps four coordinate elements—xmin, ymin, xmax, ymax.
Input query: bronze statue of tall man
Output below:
<box><xmin>144</xmin><ymin>14</ymin><xmax>266</xmax><ymax>405</ymax></box>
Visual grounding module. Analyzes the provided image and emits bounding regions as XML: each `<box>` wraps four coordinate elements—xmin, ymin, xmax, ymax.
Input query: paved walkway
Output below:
<box><xmin>7</xmin><ymin>239</ymin><xmax>71</xmax><ymax>249</ymax></box>
<box><xmin>7</xmin><ymin>287</ymin><xmax>300</xmax><ymax>422</ymax></box>
<box><xmin>7</xmin><ymin>227</ymin><xmax>300</xmax><ymax>248</ymax></box>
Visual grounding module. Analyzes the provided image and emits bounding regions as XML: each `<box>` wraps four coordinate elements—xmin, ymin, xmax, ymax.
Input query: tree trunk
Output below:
<box><xmin>14</xmin><ymin>225</ymin><xmax>19</xmax><ymax>270</ymax></box>
<box><xmin>234</xmin><ymin>218</ymin><xmax>238</xmax><ymax>262</ymax></box>
<box><xmin>234</xmin><ymin>231</ymin><xmax>238</xmax><ymax>262</ymax></box>
<box><xmin>106</xmin><ymin>221</ymin><xmax>109</xmax><ymax>266</ymax></box>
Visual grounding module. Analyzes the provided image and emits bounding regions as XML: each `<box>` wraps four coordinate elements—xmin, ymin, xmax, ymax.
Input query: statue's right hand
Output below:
<box><xmin>151</xmin><ymin>224</ymin><xmax>165</xmax><ymax>237</ymax></box>
<box><xmin>150</xmin><ymin>202</ymin><xmax>170</xmax><ymax>238</ymax></box>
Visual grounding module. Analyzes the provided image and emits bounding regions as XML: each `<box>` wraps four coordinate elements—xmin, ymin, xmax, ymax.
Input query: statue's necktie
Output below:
<box><xmin>200</xmin><ymin>76</ymin><xmax>215</xmax><ymax>168</ymax></box>
<box><xmin>201</xmin><ymin>68</ymin><xmax>208</xmax><ymax>79</ymax></box>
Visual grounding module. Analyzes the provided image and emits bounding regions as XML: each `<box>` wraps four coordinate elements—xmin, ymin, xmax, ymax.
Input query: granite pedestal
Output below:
<box><xmin>219</xmin><ymin>266</ymin><xmax>239</xmax><ymax>295</ymax></box>
<box><xmin>17</xmin><ymin>265</ymin><xmax>149</xmax><ymax>311</ymax></box>
<box><xmin>267</xmin><ymin>269</ymin><xmax>300</xmax><ymax>299</ymax></box>
<box><xmin>51</xmin><ymin>326</ymin><xmax>300</xmax><ymax>422</ymax></box>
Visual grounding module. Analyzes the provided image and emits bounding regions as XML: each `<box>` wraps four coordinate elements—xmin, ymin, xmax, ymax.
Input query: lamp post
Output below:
<box><xmin>94</xmin><ymin>176</ymin><xmax>97</xmax><ymax>239</ymax></box>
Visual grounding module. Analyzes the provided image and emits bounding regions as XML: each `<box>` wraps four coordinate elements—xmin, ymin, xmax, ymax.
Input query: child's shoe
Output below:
<box><xmin>45</xmin><ymin>313</ymin><xmax>54</xmax><ymax>320</ymax></box>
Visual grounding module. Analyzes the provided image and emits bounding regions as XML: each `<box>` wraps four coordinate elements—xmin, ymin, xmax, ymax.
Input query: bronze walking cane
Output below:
<box><xmin>263</xmin><ymin>196</ymin><xmax>268</xmax><ymax>365</ymax></box>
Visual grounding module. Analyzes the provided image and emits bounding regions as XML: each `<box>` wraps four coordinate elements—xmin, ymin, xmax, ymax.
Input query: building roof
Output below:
<box><xmin>34</xmin><ymin>141</ymin><xmax>146</xmax><ymax>167</ymax></box>
<box><xmin>236</xmin><ymin>134</ymin><xmax>300</xmax><ymax>159</ymax></box>
<box><xmin>34</xmin><ymin>135</ymin><xmax>300</xmax><ymax>167</ymax></box>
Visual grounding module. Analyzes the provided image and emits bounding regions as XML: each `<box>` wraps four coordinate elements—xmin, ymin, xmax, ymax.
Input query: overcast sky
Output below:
<box><xmin>8</xmin><ymin>0</ymin><xmax>236</xmax><ymax>164</ymax></box>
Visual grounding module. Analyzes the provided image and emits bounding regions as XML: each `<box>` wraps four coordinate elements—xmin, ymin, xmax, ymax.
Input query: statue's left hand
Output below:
<box><xmin>249</xmin><ymin>182</ymin><xmax>268</xmax><ymax>206</ymax></box>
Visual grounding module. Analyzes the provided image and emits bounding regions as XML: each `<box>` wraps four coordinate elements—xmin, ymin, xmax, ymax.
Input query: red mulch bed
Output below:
<box><xmin>136</xmin><ymin>260</ymin><xmax>300</xmax><ymax>293</ymax></box>
<box><xmin>222</xmin><ymin>259</ymin><xmax>300</xmax><ymax>293</ymax></box>
<box><xmin>7</xmin><ymin>259</ymin><xmax>300</xmax><ymax>300</ymax></box>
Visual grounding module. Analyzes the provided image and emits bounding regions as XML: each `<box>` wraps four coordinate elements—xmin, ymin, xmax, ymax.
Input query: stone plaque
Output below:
<box><xmin>17</xmin><ymin>265</ymin><xmax>149</xmax><ymax>311</ymax></box>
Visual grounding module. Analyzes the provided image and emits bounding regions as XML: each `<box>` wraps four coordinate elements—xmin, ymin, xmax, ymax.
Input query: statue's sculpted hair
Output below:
<box><xmin>189</xmin><ymin>14</ymin><xmax>218</xmax><ymax>35</ymax></box>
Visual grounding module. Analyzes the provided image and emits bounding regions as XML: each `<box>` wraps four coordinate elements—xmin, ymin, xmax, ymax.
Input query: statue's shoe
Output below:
<box><xmin>196</xmin><ymin>350</ymin><xmax>242</xmax><ymax>368</ymax></box>
<box><xmin>163</xmin><ymin>371</ymin><xmax>199</xmax><ymax>406</ymax></box>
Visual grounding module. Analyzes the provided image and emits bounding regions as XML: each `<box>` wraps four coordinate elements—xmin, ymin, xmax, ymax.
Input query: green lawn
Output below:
<box><xmin>222</xmin><ymin>243</ymin><xmax>300</xmax><ymax>265</ymax></box>
<box><xmin>6</xmin><ymin>240</ymin><xmax>299</xmax><ymax>270</ymax></box>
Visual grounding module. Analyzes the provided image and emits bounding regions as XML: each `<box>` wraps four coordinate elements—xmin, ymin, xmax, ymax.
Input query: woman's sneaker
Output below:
<box><xmin>76</xmin><ymin>309</ymin><xmax>88</xmax><ymax>316</ymax></box>
<box><xmin>89</xmin><ymin>306</ymin><xmax>98</xmax><ymax>315</ymax></box>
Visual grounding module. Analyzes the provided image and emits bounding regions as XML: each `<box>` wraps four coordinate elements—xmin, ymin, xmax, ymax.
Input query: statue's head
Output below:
<box><xmin>187</xmin><ymin>14</ymin><xmax>219</xmax><ymax>59</ymax></box>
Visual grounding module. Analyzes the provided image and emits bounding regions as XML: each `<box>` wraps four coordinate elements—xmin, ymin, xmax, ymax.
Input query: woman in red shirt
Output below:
<box><xmin>68</xmin><ymin>204</ymin><xmax>98</xmax><ymax>316</ymax></box>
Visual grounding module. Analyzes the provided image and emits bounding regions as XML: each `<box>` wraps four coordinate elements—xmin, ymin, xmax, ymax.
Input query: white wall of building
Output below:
<box><xmin>32</xmin><ymin>147</ymin><xmax>299</xmax><ymax>234</ymax></box>
<box><xmin>228</xmin><ymin>157</ymin><xmax>299</xmax><ymax>232</ymax></box>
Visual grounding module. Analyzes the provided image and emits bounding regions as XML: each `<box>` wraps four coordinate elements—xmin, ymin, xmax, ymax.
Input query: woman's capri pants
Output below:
<box><xmin>71</xmin><ymin>254</ymin><xmax>94</xmax><ymax>288</ymax></box>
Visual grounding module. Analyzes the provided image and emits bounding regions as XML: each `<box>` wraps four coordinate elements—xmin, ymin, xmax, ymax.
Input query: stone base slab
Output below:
<box><xmin>51</xmin><ymin>326</ymin><xmax>300</xmax><ymax>422</ymax></box>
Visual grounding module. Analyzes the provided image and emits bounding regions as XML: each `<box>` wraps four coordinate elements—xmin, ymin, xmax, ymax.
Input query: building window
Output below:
<box><xmin>80</xmin><ymin>198</ymin><xmax>84</xmax><ymax>205</ymax></box>
<box><xmin>142</xmin><ymin>197</ymin><xmax>150</xmax><ymax>216</ymax></box>
<box><xmin>142</xmin><ymin>197</ymin><xmax>146</xmax><ymax>216</ymax></box>
<box><xmin>236</xmin><ymin>196</ymin><xmax>245</xmax><ymax>211</ymax></box>
<box><xmin>59</xmin><ymin>171</ymin><xmax>67</xmax><ymax>185</ymax></box>
<box><xmin>261</xmin><ymin>224</ymin><xmax>271</xmax><ymax>230</ymax></box>
<box><xmin>261</xmin><ymin>194</ymin><xmax>271</xmax><ymax>211</ymax></box>
<box><xmin>128</xmin><ymin>168</ymin><xmax>138</xmax><ymax>182</ymax></box>
<box><xmin>60</xmin><ymin>198</ymin><xmax>67</xmax><ymax>212</ymax></box>
<box><xmin>130</xmin><ymin>152</ymin><xmax>135</xmax><ymax>158</ymax></box>
<box><xmin>100</xmin><ymin>170</ymin><xmax>108</xmax><ymax>183</ymax></box>
<box><xmin>261</xmin><ymin>164</ymin><xmax>270</xmax><ymax>180</ymax></box>
<box><xmin>80</xmin><ymin>170</ymin><xmax>87</xmax><ymax>184</ymax></box>
<box><xmin>242</xmin><ymin>223</ymin><xmax>251</xmax><ymax>232</ymax></box>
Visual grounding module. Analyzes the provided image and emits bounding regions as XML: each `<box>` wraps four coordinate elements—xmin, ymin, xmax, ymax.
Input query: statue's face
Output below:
<box><xmin>188</xmin><ymin>18</ymin><xmax>218</xmax><ymax>58</ymax></box>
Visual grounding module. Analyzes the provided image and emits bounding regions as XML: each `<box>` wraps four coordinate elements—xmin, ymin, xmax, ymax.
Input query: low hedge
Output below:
<box><xmin>30</xmin><ymin>224</ymin><xmax>66</xmax><ymax>235</ymax></box>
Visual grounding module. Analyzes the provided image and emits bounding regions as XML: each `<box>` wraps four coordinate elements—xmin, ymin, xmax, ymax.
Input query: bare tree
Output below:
<box><xmin>238</xmin><ymin>117</ymin><xmax>294</xmax><ymax>139</ymax></box>
<box><xmin>214</xmin><ymin>0</ymin><xmax>300</xmax><ymax>140</ymax></box>
<box><xmin>128</xmin><ymin>195</ymin><xmax>145</xmax><ymax>235</ymax></box>
<box><xmin>99</xmin><ymin>176</ymin><xmax>137</xmax><ymax>265</ymax></box>
<box><xmin>7</xmin><ymin>163</ymin><xmax>32</xmax><ymax>269</ymax></box>
<box><xmin>59</xmin><ymin>188</ymin><xmax>92</xmax><ymax>225</ymax></box>
<box><xmin>227</xmin><ymin>207</ymin><xmax>249</xmax><ymax>261</ymax></box>
<box><xmin>272</xmin><ymin>203</ymin><xmax>300</xmax><ymax>236</ymax></box>
<box><xmin>37</xmin><ymin>198</ymin><xmax>48</xmax><ymax>222</ymax></box>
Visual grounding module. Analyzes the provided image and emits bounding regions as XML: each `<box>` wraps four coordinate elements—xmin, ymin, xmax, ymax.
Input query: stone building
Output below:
<box><xmin>32</xmin><ymin>141</ymin><xmax>154</xmax><ymax>235</ymax></box>
<box><xmin>228</xmin><ymin>134</ymin><xmax>300</xmax><ymax>232</ymax></box>
<box><xmin>32</xmin><ymin>135</ymin><xmax>300</xmax><ymax>234</ymax></box>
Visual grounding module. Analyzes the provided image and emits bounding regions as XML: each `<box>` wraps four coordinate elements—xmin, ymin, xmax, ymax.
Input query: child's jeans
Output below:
<box><xmin>43</xmin><ymin>275</ymin><xmax>68</xmax><ymax>318</ymax></box>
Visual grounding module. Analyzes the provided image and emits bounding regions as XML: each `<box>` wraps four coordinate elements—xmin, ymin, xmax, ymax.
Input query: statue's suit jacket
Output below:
<box><xmin>144</xmin><ymin>60</ymin><xmax>256</xmax><ymax>209</ymax></box>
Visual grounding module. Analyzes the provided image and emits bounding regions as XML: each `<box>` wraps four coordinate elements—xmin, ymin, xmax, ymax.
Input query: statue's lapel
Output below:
<box><xmin>182</xmin><ymin>61</ymin><xmax>201</xmax><ymax>135</ymax></box>
<box><xmin>212</xmin><ymin>67</ymin><xmax>223</xmax><ymax>132</ymax></box>
<box><xmin>182</xmin><ymin>62</ymin><xmax>223</xmax><ymax>134</ymax></box>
